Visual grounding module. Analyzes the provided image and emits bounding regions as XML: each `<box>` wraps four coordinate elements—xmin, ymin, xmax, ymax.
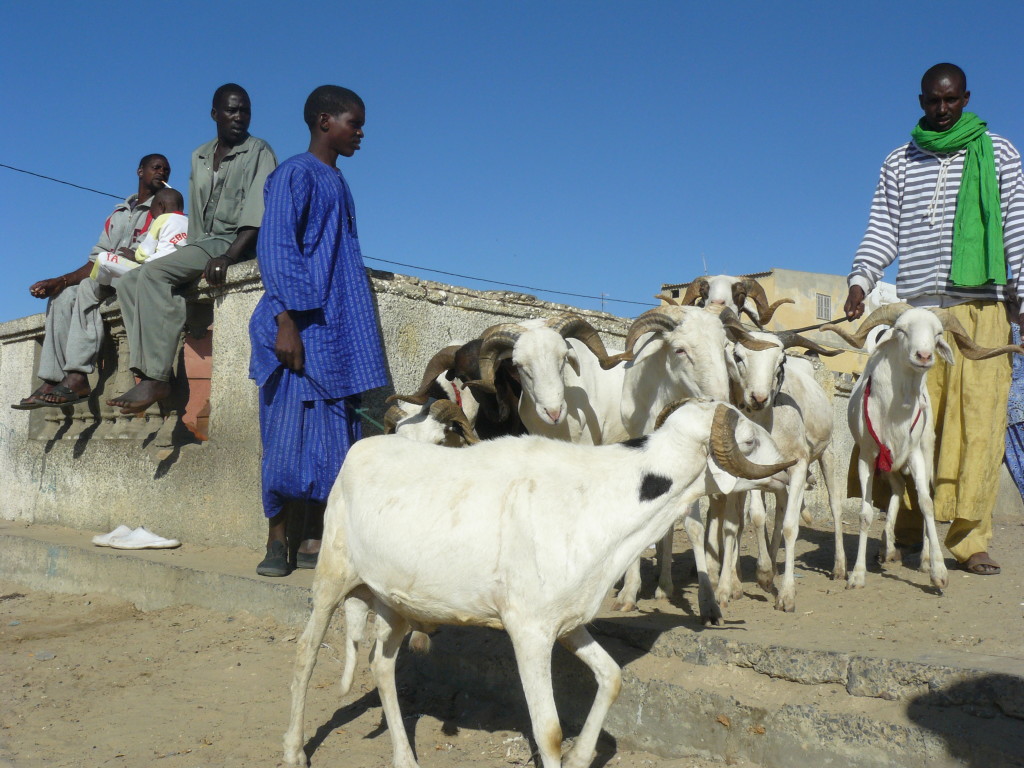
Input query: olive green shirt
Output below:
<box><xmin>188</xmin><ymin>134</ymin><xmax>277</xmax><ymax>258</ymax></box>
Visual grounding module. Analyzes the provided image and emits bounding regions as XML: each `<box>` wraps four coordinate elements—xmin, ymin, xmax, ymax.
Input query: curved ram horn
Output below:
<box><xmin>653</xmin><ymin>291</ymin><xmax>680</xmax><ymax>306</ymax></box>
<box><xmin>385</xmin><ymin>344</ymin><xmax>461</xmax><ymax>405</ymax></box>
<box><xmin>820</xmin><ymin>302</ymin><xmax>911</xmax><ymax>348</ymax></box>
<box><xmin>716</xmin><ymin>307</ymin><xmax>780</xmax><ymax>352</ymax></box>
<box><xmin>776</xmin><ymin>331</ymin><xmax>844</xmax><ymax>357</ymax></box>
<box><xmin>621</xmin><ymin>307</ymin><xmax>681</xmax><ymax>358</ymax></box>
<box><xmin>383</xmin><ymin>405</ymin><xmax>407</xmax><ymax>434</ymax></box>
<box><xmin>679</xmin><ymin>277</ymin><xmax>710</xmax><ymax>307</ymax></box>
<box><xmin>709</xmin><ymin>404</ymin><xmax>798</xmax><ymax>479</ymax></box>
<box><xmin>547</xmin><ymin>313</ymin><xmax>619</xmax><ymax>368</ymax></box>
<box><xmin>464</xmin><ymin>324</ymin><xmax>523</xmax><ymax>393</ymax></box>
<box><xmin>653</xmin><ymin>397</ymin><xmax>697</xmax><ymax>431</ymax></box>
<box><xmin>933</xmin><ymin>310</ymin><xmax>1024</xmax><ymax>360</ymax></box>
<box><xmin>739</xmin><ymin>278</ymin><xmax>794</xmax><ymax>327</ymax></box>
<box><xmin>427</xmin><ymin>399</ymin><xmax>480</xmax><ymax>445</ymax></box>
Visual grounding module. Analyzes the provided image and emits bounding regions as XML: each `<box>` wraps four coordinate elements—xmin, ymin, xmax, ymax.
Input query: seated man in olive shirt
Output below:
<box><xmin>108</xmin><ymin>83</ymin><xmax>277</xmax><ymax>413</ymax></box>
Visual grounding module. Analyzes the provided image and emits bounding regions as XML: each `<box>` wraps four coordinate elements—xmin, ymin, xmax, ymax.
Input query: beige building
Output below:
<box><xmin>660</xmin><ymin>268</ymin><xmax>868</xmax><ymax>375</ymax></box>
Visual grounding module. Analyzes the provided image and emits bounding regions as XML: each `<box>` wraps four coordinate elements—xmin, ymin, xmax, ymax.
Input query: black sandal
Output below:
<box><xmin>11</xmin><ymin>384</ymin><xmax>58</xmax><ymax>410</ymax></box>
<box><xmin>38</xmin><ymin>384</ymin><xmax>91</xmax><ymax>408</ymax></box>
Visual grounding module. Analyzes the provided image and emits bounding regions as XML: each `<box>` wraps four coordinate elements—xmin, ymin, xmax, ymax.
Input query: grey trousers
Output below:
<box><xmin>37</xmin><ymin>278</ymin><xmax>108</xmax><ymax>382</ymax></box>
<box><xmin>116</xmin><ymin>245</ymin><xmax>211</xmax><ymax>382</ymax></box>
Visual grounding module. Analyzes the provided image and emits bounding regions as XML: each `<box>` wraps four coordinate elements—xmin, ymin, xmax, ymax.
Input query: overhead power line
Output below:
<box><xmin>1</xmin><ymin>163</ymin><xmax>122</xmax><ymax>200</ymax></box>
<box><xmin>364</xmin><ymin>256</ymin><xmax>656</xmax><ymax>308</ymax></box>
<box><xmin>2</xmin><ymin>162</ymin><xmax>657</xmax><ymax>309</ymax></box>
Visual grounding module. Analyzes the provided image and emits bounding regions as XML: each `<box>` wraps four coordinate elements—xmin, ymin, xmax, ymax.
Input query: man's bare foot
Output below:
<box><xmin>12</xmin><ymin>381</ymin><xmax>58</xmax><ymax>410</ymax></box>
<box><xmin>106</xmin><ymin>379</ymin><xmax>172</xmax><ymax>414</ymax></box>
<box><xmin>38</xmin><ymin>372</ymin><xmax>91</xmax><ymax>406</ymax></box>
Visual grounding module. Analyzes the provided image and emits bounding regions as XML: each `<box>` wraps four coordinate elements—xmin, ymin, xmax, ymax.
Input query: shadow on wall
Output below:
<box><xmin>905</xmin><ymin>673</ymin><xmax>1024</xmax><ymax>767</ymax></box>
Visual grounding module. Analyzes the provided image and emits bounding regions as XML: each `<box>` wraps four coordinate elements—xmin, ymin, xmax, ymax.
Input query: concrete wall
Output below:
<box><xmin>0</xmin><ymin>263</ymin><xmax>630</xmax><ymax>550</ymax></box>
<box><xmin>1</xmin><ymin>263</ymin><xmax>1018</xmax><ymax>553</ymax></box>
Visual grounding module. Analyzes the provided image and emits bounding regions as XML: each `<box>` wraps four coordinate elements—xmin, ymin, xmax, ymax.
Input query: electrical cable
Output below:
<box><xmin>2</xmin><ymin>162</ymin><xmax>658</xmax><ymax>309</ymax></box>
<box><xmin>1</xmin><ymin>163</ymin><xmax>122</xmax><ymax>200</ymax></box>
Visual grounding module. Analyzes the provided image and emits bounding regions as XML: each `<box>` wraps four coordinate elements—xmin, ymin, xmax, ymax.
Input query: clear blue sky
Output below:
<box><xmin>2</xmin><ymin>1</ymin><xmax>1022</xmax><ymax>323</ymax></box>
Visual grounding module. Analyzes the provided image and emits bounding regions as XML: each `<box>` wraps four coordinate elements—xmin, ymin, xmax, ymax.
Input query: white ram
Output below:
<box><xmin>822</xmin><ymin>305</ymin><xmax>1023</xmax><ymax>589</ymax></box>
<box><xmin>383</xmin><ymin>398</ymin><xmax>479</xmax><ymax>447</ymax></box>
<box><xmin>720</xmin><ymin>310</ymin><xmax>845</xmax><ymax>612</ymax></box>
<box><xmin>468</xmin><ymin>313</ymin><xmax>628</xmax><ymax>445</ymax></box>
<box><xmin>610</xmin><ymin>305</ymin><xmax>760</xmax><ymax>614</ymax></box>
<box><xmin>665</xmin><ymin>274</ymin><xmax>794</xmax><ymax>328</ymax></box>
<box><xmin>283</xmin><ymin>399</ymin><xmax>795</xmax><ymax>768</ymax></box>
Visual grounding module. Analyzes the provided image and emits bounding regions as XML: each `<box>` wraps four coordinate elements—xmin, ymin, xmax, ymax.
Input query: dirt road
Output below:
<box><xmin>2</xmin><ymin>510</ymin><xmax>1022</xmax><ymax>768</ymax></box>
<box><xmin>0</xmin><ymin>581</ymin><xmax>761</xmax><ymax>768</ymax></box>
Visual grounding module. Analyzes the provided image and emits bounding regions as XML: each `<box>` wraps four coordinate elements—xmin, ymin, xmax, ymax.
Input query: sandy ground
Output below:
<box><xmin>0</xmin><ymin>582</ymin><xmax>760</xmax><ymax>768</ymax></box>
<box><xmin>634</xmin><ymin>510</ymin><xmax>1024</xmax><ymax>663</ymax></box>
<box><xmin>1</xmin><ymin>510</ymin><xmax>1022</xmax><ymax>768</ymax></box>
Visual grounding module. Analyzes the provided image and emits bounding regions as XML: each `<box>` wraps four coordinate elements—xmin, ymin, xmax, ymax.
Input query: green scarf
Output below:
<box><xmin>911</xmin><ymin>112</ymin><xmax>1005</xmax><ymax>286</ymax></box>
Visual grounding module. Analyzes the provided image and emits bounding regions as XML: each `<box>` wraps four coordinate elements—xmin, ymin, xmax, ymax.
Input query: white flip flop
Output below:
<box><xmin>92</xmin><ymin>525</ymin><xmax>133</xmax><ymax>547</ymax></box>
<box><xmin>108</xmin><ymin>526</ymin><xmax>181</xmax><ymax>550</ymax></box>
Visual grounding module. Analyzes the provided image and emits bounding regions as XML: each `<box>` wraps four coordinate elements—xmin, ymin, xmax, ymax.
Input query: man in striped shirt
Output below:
<box><xmin>844</xmin><ymin>63</ymin><xmax>1024</xmax><ymax>576</ymax></box>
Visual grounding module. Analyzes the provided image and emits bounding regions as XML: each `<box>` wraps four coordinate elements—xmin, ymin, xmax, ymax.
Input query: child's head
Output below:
<box><xmin>304</xmin><ymin>85</ymin><xmax>365</xmax><ymax>159</ymax></box>
<box><xmin>151</xmin><ymin>188</ymin><xmax>184</xmax><ymax>218</ymax></box>
<box><xmin>304</xmin><ymin>85</ymin><xmax>363</xmax><ymax>129</ymax></box>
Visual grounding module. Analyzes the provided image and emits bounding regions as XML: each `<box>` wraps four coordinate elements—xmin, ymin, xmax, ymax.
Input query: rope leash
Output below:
<box><xmin>784</xmin><ymin>315</ymin><xmax>851</xmax><ymax>334</ymax></box>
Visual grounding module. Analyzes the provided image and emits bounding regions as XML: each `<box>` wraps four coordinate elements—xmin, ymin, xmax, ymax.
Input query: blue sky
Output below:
<box><xmin>2</xmin><ymin>1</ymin><xmax>1023</xmax><ymax>323</ymax></box>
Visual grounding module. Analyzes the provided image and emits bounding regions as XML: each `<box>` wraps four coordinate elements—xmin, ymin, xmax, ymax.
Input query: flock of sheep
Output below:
<box><xmin>281</xmin><ymin>275</ymin><xmax>1023</xmax><ymax>768</ymax></box>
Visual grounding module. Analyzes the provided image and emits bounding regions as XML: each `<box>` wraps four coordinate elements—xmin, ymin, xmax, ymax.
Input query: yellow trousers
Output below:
<box><xmin>850</xmin><ymin>301</ymin><xmax>1011</xmax><ymax>561</ymax></box>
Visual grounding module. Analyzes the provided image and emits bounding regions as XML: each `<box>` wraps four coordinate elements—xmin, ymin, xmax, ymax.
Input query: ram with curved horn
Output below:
<box><xmin>678</xmin><ymin>274</ymin><xmax>795</xmax><ymax>328</ymax></box>
<box><xmin>284</xmin><ymin>399</ymin><xmax>794</xmax><ymax>768</ymax></box>
<box><xmin>822</xmin><ymin>305</ymin><xmax>1024</xmax><ymax>592</ymax></box>
<box><xmin>466</xmin><ymin>313</ymin><xmax>629</xmax><ymax>445</ymax></box>
<box><xmin>718</xmin><ymin>319</ymin><xmax>846</xmax><ymax>613</ymax></box>
<box><xmin>383</xmin><ymin>399</ymin><xmax>479</xmax><ymax>447</ymax></box>
<box><xmin>385</xmin><ymin>345</ymin><xmax>481</xmax><ymax>427</ymax></box>
<box><xmin>612</xmin><ymin>305</ymin><xmax>768</xmax><ymax>612</ymax></box>
<box><xmin>387</xmin><ymin>338</ymin><xmax>525</xmax><ymax>440</ymax></box>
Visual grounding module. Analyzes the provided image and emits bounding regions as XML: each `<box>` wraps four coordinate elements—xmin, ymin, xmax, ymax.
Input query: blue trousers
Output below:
<box><xmin>1005</xmin><ymin>422</ymin><xmax>1024</xmax><ymax>503</ymax></box>
<box><xmin>258</xmin><ymin>368</ymin><xmax>362</xmax><ymax>519</ymax></box>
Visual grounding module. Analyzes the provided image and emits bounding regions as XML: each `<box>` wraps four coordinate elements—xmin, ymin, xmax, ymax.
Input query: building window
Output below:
<box><xmin>671</xmin><ymin>289</ymin><xmax>679</xmax><ymax>298</ymax></box>
<box><xmin>816</xmin><ymin>293</ymin><xmax>832</xmax><ymax>321</ymax></box>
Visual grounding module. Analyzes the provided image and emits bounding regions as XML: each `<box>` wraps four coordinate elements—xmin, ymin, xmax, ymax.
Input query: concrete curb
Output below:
<box><xmin>591</xmin><ymin>618</ymin><xmax>1024</xmax><ymax>712</ymax></box>
<box><xmin>0</xmin><ymin>526</ymin><xmax>313</xmax><ymax>626</ymax></box>
<box><xmin>403</xmin><ymin>626</ymin><xmax>1024</xmax><ymax>768</ymax></box>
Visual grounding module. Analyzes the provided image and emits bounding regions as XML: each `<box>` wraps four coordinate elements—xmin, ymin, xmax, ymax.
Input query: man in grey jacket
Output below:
<box><xmin>12</xmin><ymin>154</ymin><xmax>170</xmax><ymax>409</ymax></box>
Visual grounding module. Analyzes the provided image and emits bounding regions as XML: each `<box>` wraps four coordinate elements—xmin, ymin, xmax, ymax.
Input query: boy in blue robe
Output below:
<box><xmin>249</xmin><ymin>85</ymin><xmax>389</xmax><ymax>576</ymax></box>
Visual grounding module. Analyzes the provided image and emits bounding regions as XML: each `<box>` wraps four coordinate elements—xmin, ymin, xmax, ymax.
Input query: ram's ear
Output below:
<box><xmin>724</xmin><ymin>342</ymin><xmax>739</xmax><ymax>379</ymax></box>
<box><xmin>566</xmin><ymin>348</ymin><xmax>581</xmax><ymax>376</ymax></box>
<box><xmin>706</xmin><ymin>456</ymin><xmax>738</xmax><ymax>495</ymax></box>
<box><xmin>937</xmin><ymin>337</ymin><xmax>955</xmax><ymax>365</ymax></box>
